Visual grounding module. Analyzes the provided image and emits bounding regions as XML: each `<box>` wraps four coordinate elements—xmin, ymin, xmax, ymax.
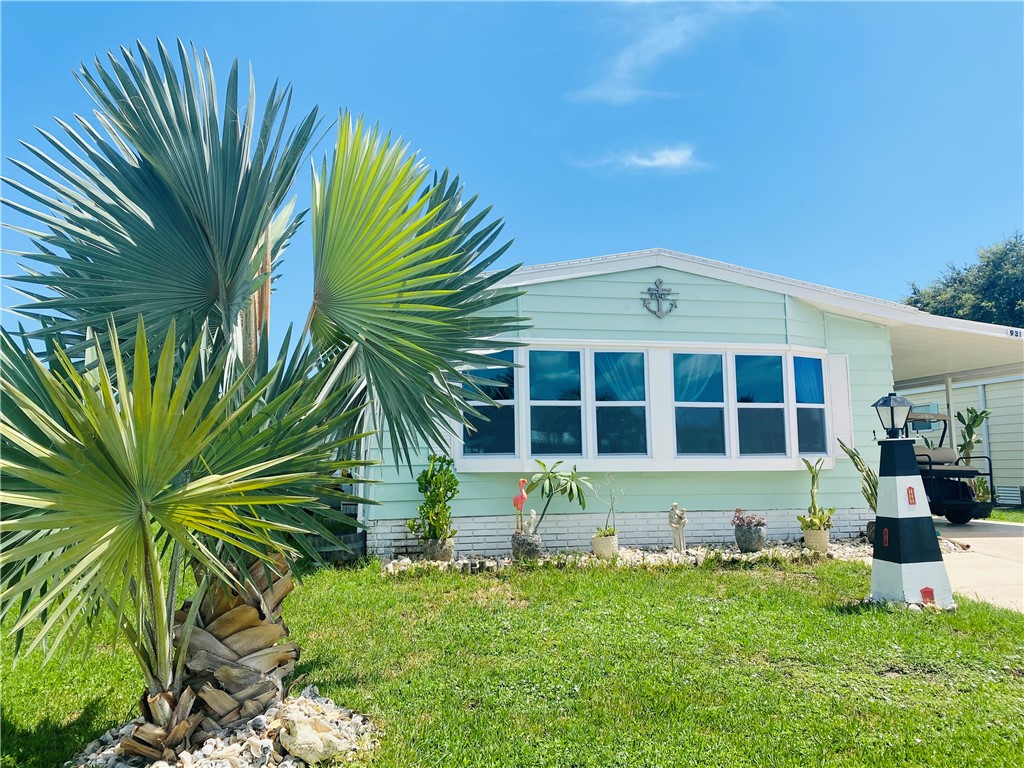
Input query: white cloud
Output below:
<box><xmin>570</xmin><ymin>143</ymin><xmax>706</xmax><ymax>173</ymax></box>
<box><xmin>569</xmin><ymin>4</ymin><xmax>761</xmax><ymax>105</ymax></box>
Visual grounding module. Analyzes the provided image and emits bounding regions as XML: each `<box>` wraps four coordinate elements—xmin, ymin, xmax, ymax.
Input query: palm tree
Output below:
<box><xmin>1</xmin><ymin>39</ymin><xmax>523</xmax><ymax>757</ymax></box>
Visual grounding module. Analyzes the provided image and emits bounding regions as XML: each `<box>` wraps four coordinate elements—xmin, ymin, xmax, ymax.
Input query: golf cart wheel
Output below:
<box><xmin>944</xmin><ymin>511</ymin><xmax>973</xmax><ymax>526</ymax></box>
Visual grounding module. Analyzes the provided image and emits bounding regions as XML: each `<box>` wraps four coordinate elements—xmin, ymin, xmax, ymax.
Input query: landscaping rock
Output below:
<box><xmin>66</xmin><ymin>691</ymin><xmax>378</xmax><ymax>768</ymax></box>
<box><xmin>381</xmin><ymin>536</ymin><xmax>944</xmax><ymax>578</ymax></box>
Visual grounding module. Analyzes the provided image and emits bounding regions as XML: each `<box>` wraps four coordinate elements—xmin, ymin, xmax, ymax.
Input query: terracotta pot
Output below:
<box><xmin>511</xmin><ymin>532</ymin><xmax>543</xmax><ymax>560</ymax></box>
<box><xmin>423</xmin><ymin>537</ymin><xmax>455</xmax><ymax>562</ymax></box>
<box><xmin>734</xmin><ymin>525</ymin><xmax>767</xmax><ymax>553</ymax></box>
<box><xmin>592</xmin><ymin>534</ymin><xmax>619</xmax><ymax>560</ymax></box>
<box><xmin>803</xmin><ymin>528</ymin><xmax>830</xmax><ymax>554</ymax></box>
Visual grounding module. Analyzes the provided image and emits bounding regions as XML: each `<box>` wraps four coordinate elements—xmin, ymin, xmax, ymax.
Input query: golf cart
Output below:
<box><xmin>905</xmin><ymin>411</ymin><xmax>994</xmax><ymax>525</ymax></box>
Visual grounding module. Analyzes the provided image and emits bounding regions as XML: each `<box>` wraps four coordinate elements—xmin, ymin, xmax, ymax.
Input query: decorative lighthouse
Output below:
<box><xmin>868</xmin><ymin>393</ymin><xmax>956</xmax><ymax>610</ymax></box>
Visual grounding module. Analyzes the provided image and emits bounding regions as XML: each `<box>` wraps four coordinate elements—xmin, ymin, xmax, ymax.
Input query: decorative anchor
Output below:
<box><xmin>668</xmin><ymin>502</ymin><xmax>688</xmax><ymax>552</ymax></box>
<box><xmin>642</xmin><ymin>279</ymin><xmax>678</xmax><ymax>318</ymax></box>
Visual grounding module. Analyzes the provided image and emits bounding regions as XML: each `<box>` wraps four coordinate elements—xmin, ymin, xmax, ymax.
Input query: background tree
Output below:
<box><xmin>905</xmin><ymin>233</ymin><xmax>1024</xmax><ymax>328</ymax></box>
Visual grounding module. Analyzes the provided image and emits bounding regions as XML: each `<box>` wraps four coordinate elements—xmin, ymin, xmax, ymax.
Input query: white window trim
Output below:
<box><xmin>452</xmin><ymin>339</ymin><xmax>836</xmax><ymax>473</ymax></box>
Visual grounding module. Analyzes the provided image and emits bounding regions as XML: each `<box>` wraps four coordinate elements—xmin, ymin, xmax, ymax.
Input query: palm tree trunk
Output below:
<box><xmin>120</xmin><ymin>555</ymin><xmax>298</xmax><ymax>758</ymax></box>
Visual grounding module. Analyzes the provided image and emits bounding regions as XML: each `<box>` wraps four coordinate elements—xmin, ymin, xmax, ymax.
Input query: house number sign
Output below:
<box><xmin>642</xmin><ymin>279</ymin><xmax>678</xmax><ymax>318</ymax></box>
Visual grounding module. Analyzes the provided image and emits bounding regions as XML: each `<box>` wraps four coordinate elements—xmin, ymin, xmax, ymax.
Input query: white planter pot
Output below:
<box><xmin>803</xmin><ymin>528</ymin><xmax>829</xmax><ymax>554</ymax></box>
<box><xmin>592</xmin><ymin>534</ymin><xmax>619</xmax><ymax>560</ymax></box>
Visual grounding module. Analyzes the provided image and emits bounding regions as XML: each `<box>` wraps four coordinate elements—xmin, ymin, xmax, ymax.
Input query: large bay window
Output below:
<box><xmin>458</xmin><ymin>343</ymin><xmax>834</xmax><ymax>471</ymax></box>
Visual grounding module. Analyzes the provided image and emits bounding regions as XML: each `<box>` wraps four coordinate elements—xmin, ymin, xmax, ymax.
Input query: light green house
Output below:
<box><xmin>363</xmin><ymin>249</ymin><xmax>1024</xmax><ymax>555</ymax></box>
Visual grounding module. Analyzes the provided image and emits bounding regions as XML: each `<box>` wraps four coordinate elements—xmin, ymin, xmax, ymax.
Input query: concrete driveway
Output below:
<box><xmin>934</xmin><ymin>518</ymin><xmax>1024</xmax><ymax>612</ymax></box>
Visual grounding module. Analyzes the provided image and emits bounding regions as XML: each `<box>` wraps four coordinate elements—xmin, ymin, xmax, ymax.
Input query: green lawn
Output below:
<box><xmin>3</xmin><ymin>560</ymin><xmax>1023</xmax><ymax>768</ymax></box>
<box><xmin>989</xmin><ymin>508</ymin><xmax>1024</xmax><ymax>524</ymax></box>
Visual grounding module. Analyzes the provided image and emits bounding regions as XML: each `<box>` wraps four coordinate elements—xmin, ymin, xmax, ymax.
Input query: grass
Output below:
<box><xmin>3</xmin><ymin>560</ymin><xmax>1023</xmax><ymax>768</ymax></box>
<box><xmin>989</xmin><ymin>508</ymin><xmax>1024</xmax><ymax>523</ymax></box>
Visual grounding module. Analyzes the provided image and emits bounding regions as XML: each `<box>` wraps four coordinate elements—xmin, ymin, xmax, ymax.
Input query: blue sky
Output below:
<box><xmin>2</xmin><ymin>1</ymin><xmax>1022</xmax><ymax>338</ymax></box>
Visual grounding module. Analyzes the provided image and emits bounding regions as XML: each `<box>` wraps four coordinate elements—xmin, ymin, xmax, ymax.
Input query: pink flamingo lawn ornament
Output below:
<box><xmin>513</xmin><ymin>478</ymin><xmax>528</xmax><ymax>532</ymax></box>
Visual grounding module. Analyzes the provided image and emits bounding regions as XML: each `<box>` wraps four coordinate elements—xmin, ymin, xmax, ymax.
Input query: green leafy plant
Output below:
<box><xmin>798</xmin><ymin>458</ymin><xmax>835</xmax><ymax>531</ymax></box>
<box><xmin>956</xmin><ymin>406</ymin><xmax>991</xmax><ymax>464</ymax></box>
<box><xmin>974</xmin><ymin>476</ymin><xmax>991</xmax><ymax>503</ymax></box>
<box><xmin>594</xmin><ymin>477</ymin><xmax>621</xmax><ymax>537</ymax></box>
<box><xmin>525</xmin><ymin>460</ymin><xmax>594</xmax><ymax>533</ymax></box>
<box><xmin>837</xmin><ymin>439</ymin><xmax>877</xmax><ymax>514</ymax></box>
<box><xmin>408</xmin><ymin>454</ymin><xmax>459</xmax><ymax>541</ymax></box>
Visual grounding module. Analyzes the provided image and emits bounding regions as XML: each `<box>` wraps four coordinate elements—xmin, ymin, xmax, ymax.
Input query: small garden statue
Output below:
<box><xmin>513</xmin><ymin>477</ymin><xmax>528</xmax><ymax>532</ymax></box>
<box><xmin>668</xmin><ymin>502</ymin><xmax>687</xmax><ymax>551</ymax></box>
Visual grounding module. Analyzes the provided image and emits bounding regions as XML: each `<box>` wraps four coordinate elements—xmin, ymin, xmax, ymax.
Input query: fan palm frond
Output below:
<box><xmin>309</xmin><ymin>113</ymin><xmax>527</xmax><ymax>463</ymax></box>
<box><xmin>2</xmin><ymin>39</ymin><xmax>318</xmax><ymax>365</ymax></box>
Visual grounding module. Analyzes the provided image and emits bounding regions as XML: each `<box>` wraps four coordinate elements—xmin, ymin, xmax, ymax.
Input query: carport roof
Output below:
<box><xmin>497</xmin><ymin>248</ymin><xmax>1024</xmax><ymax>387</ymax></box>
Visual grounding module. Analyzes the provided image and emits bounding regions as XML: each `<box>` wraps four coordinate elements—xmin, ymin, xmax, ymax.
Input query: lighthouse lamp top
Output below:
<box><xmin>872</xmin><ymin>392</ymin><xmax>914</xmax><ymax>439</ymax></box>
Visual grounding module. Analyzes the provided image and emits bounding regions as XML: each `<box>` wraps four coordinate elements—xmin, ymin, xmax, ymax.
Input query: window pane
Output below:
<box><xmin>529</xmin><ymin>351</ymin><xmax>581</xmax><ymax>401</ymax></box>
<box><xmin>794</xmin><ymin>357</ymin><xmax>824</xmax><ymax>404</ymax></box>
<box><xmin>673</xmin><ymin>354</ymin><xmax>723</xmax><ymax>403</ymax></box>
<box><xmin>596</xmin><ymin>406</ymin><xmax>648</xmax><ymax>455</ymax></box>
<box><xmin>738</xmin><ymin>408</ymin><xmax>786</xmax><ymax>454</ymax></box>
<box><xmin>530</xmin><ymin>406</ymin><xmax>582</xmax><ymax>455</ymax></box>
<box><xmin>463</xmin><ymin>406</ymin><xmax>515</xmax><ymax>455</ymax></box>
<box><xmin>735</xmin><ymin>355</ymin><xmax>784</xmax><ymax>403</ymax></box>
<box><xmin>797</xmin><ymin>408</ymin><xmax>827</xmax><ymax>453</ymax></box>
<box><xmin>675</xmin><ymin>407</ymin><xmax>726</xmax><ymax>455</ymax></box>
<box><xmin>595</xmin><ymin>352</ymin><xmax>645</xmax><ymax>402</ymax></box>
<box><xmin>466</xmin><ymin>352</ymin><xmax>515</xmax><ymax>401</ymax></box>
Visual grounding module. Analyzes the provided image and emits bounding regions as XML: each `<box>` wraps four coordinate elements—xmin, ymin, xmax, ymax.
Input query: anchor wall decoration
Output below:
<box><xmin>642</xmin><ymin>279</ymin><xmax>678</xmax><ymax>318</ymax></box>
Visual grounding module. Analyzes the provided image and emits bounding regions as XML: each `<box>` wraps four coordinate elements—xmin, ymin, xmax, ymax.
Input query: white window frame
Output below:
<box><xmin>452</xmin><ymin>340</ymin><xmax>835</xmax><ymax>473</ymax></box>
<box><xmin>590</xmin><ymin>349</ymin><xmax>652</xmax><ymax>458</ymax></box>
<box><xmin>460</xmin><ymin>349</ymin><xmax>519</xmax><ymax>458</ymax></box>
<box><xmin>792</xmin><ymin>355</ymin><xmax>830</xmax><ymax>456</ymax></box>
<box><xmin>527</xmin><ymin>348</ymin><xmax>585</xmax><ymax>458</ymax></box>
<box><xmin>672</xmin><ymin>352</ymin><xmax>729</xmax><ymax>457</ymax></box>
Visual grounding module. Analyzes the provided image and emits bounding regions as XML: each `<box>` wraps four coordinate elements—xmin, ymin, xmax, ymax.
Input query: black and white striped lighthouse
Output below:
<box><xmin>868</xmin><ymin>393</ymin><xmax>955</xmax><ymax>609</ymax></box>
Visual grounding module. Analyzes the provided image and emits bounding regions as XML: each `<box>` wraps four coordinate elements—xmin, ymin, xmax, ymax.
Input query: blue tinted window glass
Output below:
<box><xmin>594</xmin><ymin>352</ymin><xmax>645</xmax><ymax>402</ymax></box>
<box><xmin>735</xmin><ymin>355</ymin><xmax>784</xmax><ymax>403</ymax></box>
<box><xmin>466</xmin><ymin>351</ymin><xmax>515</xmax><ymax>401</ymax></box>
<box><xmin>738</xmin><ymin>409</ymin><xmax>786</xmax><ymax>454</ymax></box>
<box><xmin>794</xmin><ymin>357</ymin><xmax>824</xmax><ymax>404</ymax></box>
<box><xmin>675</xmin><ymin>408</ymin><xmax>726</xmax><ymax>455</ymax></box>
<box><xmin>530</xmin><ymin>406</ymin><xmax>582</xmax><ymax>455</ymax></box>
<box><xmin>596</xmin><ymin>406</ymin><xmax>648</xmax><ymax>454</ymax></box>
<box><xmin>463</xmin><ymin>406</ymin><xmax>515</xmax><ymax>455</ymax></box>
<box><xmin>673</xmin><ymin>354</ymin><xmax>724</xmax><ymax>403</ymax></box>
<box><xmin>797</xmin><ymin>409</ymin><xmax>827</xmax><ymax>453</ymax></box>
<box><xmin>529</xmin><ymin>351</ymin><xmax>581</xmax><ymax>401</ymax></box>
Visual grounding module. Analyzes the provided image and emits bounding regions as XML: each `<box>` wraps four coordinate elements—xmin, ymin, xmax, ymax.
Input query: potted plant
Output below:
<box><xmin>407</xmin><ymin>453</ymin><xmax>459</xmax><ymax>561</ymax></box>
<box><xmin>798</xmin><ymin>458</ymin><xmax>835</xmax><ymax>554</ymax></box>
<box><xmin>512</xmin><ymin>460</ymin><xmax>593</xmax><ymax>559</ymax></box>
<box><xmin>732</xmin><ymin>508</ymin><xmax>767</xmax><ymax>553</ymax></box>
<box><xmin>592</xmin><ymin>483</ymin><xmax>620</xmax><ymax>560</ymax></box>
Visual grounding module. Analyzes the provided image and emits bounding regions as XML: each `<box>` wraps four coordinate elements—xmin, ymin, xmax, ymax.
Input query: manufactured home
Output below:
<box><xmin>363</xmin><ymin>249</ymin><xmax>1024</xmax><ymax>556</ymax></box>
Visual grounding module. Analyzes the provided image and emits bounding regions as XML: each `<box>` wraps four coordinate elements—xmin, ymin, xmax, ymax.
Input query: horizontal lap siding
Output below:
<box><xmin>364</xmin><ymin>267</ymin><xmax>890</xmax><ymax>540</ymax></box>
<box><xmin>986</xmin><ymin>380</ymin><xmax>1024</xmax><ymax>488</ymax></box>
<box><xmin>519</xmin><ymin>269</ymin><xmax>789</xmax><ymax>344</ymax></box>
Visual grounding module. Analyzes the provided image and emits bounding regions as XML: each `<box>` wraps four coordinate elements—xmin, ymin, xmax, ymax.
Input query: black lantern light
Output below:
<box><xmin>872</xmin><ymin>392</ymin><xmax>913</xmax><ymax>439</ymax></box>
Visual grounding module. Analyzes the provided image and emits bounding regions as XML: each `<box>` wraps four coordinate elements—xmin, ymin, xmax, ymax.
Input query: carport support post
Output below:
<box><xmin>944</xmin><ymin>374</ymin><xmax>955</xmax><ymax>431</ymax></box>
<box><xmin>869</xmin><ymin>437</ymin><xmax>956</xmax><ymax>609</ymax></box>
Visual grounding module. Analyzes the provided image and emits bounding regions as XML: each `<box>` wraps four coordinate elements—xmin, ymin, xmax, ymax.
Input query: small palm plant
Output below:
<box><xmin>1</xmin><ymin>320</ymin><xmax>360</xmax><ymax>752</ymax></box>
<box><xmin>525</xmin><ymin>459</ymin><xmax>594</xmax><ymax>533</ymax></box>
